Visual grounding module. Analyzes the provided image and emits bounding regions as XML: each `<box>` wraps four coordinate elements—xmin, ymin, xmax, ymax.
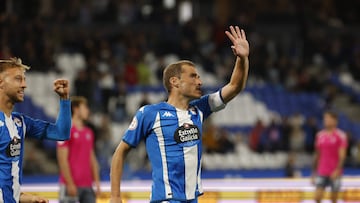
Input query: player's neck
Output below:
<box><xmin>167</xmin><ymin>94</ymin><xmax>190</xmax><ymax>110</ymax></box>
<box><xmin>72</xmin><ymin>117</ymin><xmax>85</xmax><ymax>129</ymax></box>
<box><xmin>0</xmin><ymin>97</ymin><xmax>15</xmax><ymax>117</ymax></box>
<box><xmin>325</xmin><ymin>127</ymin><xmax>336</xmax><ymax>132</ymax></box>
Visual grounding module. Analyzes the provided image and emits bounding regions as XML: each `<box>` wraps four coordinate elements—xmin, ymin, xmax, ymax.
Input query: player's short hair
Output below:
<box><xmin>0</xmin><ymin>57</ymin><xmax>30</xmax><ymax>73</ymax></box>
<box><xmin>70</xmin><ymin>96</ymin><xmax>88</xmax><ymax>116</ymax></box>
<box><xmin>324</xmin><ymin>110</ymin><xmax>338</xmax><ymax>120</ymax></box>
<box><xmin>163</xmin><ymin>60</ymin><xmax>195</xmax><ymax>93</ymax></box>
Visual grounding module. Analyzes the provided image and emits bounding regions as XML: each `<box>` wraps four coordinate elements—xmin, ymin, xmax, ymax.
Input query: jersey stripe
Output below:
<box><xmin>153</xmin><ymin>112</ymin><xmax>172</xmax><ymax>199</ymax></box>
<box><xmin>12</xmin><ymin>161</ymin><xmax>20</xmax><ymax>202</ymax></box>
<box><xmin>197</xmin><ymin>159</ymin><xmax>203</xmax><ymax>194</ymax></box>
<box><xmin>5</xmin><ymin>116</ymin><xmax>21</xmax><ymax>202</ymax></box>
<box><xmin>176</xmin><ymin>109</ymin><xmax>197</xmax><ymax>200</ymax></box>
<box><xmin>0</xmin><ymin>188</ymin><xmax>3</xmax><ymax>202</ymax></box>
<box><xmin>183</xmin><ymin>145</ymin><xmax>198</xmax><ymax>199</ymax></box>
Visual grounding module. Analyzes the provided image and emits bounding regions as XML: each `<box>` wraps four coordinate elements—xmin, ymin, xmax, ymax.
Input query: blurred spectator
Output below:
<box><xmin>260</xmin><ymin>119</ymin><xmax>283</xmax><ymax>153</ymax></box>
<box><xmin>217</xmin><ymin>128</ymin><xmax>235</xmax><ymax>154</ymax></box>
<box><xmin>304</xmin><ymin>116</ymin><xmax>319</xmax><ymax>153</ymax></box>
<box><xmin>249</xmin><ymin>119</ymin><xmax>265</xmax><ymax>152</ymax></box>
<box><xmin>108</xmin><ymin>77</ymin><xmax>128</xmax><ymax>122</ymax></box>
<box><xmin>288</xmin><ymin>113</ymin><xmax>306</xmax><ymax>152</ymax></box>
<box><xmin>284</xmin><ymin>152</ymin><xmax>301</xmax><ymax>178</ymax></box>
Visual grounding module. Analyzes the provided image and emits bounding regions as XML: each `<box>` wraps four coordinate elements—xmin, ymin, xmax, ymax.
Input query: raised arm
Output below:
<box><xmin>221</xmin><ymin>26</ymin><xmax>250</xmax><ymax>103</ymax></box>
<box><xmin>110</xmin><ymin>141</ymin><xmax>132</xmax><ymax>203</ymax></box>
<box><xmin>24</xmin><ymin>79</ymin><xmax>71</xmax><ymax>140</ymax></box>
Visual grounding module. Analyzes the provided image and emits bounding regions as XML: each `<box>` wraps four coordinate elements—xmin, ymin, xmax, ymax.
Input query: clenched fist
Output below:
<box><xmin>53</xmin><ymin>79</ymin><xmax>70</xmax><ymax>100</ymax></box>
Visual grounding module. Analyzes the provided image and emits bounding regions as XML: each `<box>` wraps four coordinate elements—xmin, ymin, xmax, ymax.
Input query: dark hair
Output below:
<box><xmin>324</xmin><ymin>110</ymin><xmax>338</xmax><ymax>120</ymax></box>
<box><xmin>70</xmin><ymin>96</ymin><xmax>87</xmax><ymax>116</ymax></box>
<box><xmin>162</xmin><ymin>60</ymin><xmax>195</xmax><ymax>93</ymax></box>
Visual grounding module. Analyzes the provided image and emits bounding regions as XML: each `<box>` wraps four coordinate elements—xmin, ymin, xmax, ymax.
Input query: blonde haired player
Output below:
<box><xmin>0</xmin><ymin>58</ymin><xmax>71</xmax><ymax>202</ymax></box>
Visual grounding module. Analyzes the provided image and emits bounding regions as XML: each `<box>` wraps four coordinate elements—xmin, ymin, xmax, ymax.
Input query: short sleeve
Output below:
<box><xmin>339</xmin><ymin>131</ymin><xmax>348</xmax><ymax>148</ymax></box>
<box><xmin>57</xmin><ymin>140</ymin><xmax>70</xmax><ymax>148</ymax></box>
<box><xmin>190</xmin><ymin>90</ymin><xmax>226</xmax><ymax>119</ymax></box>
<box><xmin>122</xmin><ymin>106</ymin><xmax>150</xmax><ymax>147</ymax></box>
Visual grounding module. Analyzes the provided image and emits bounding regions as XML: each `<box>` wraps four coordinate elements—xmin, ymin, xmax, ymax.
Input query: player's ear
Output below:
<box><xmin>170</xmin><ymin>77</ymin><xmax>179</xmax><ymax>89</ymax></box>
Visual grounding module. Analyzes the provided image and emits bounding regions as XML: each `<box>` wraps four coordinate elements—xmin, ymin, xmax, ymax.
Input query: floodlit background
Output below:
<box><xmin>1</xmin><ymin>0</ymin><xmax>360</xmax><ymax>202</ymax></box>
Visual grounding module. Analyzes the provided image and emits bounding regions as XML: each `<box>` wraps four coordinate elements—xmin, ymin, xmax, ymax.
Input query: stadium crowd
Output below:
<box><xmin>1</xmin><ymin>0</ymin><xmax>360</xmax><ymax>175</ymax></box>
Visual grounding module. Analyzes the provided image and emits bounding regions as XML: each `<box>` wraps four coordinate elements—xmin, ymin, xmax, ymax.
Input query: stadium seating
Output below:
<box><xmin>18</xmin><ymin>73</ymin><xmax>360</xmax><ymax>171</ymax></box>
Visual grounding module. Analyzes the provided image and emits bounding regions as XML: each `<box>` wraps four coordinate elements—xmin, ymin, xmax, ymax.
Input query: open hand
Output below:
<box><xmin>53</xmin><ymin>79</ymin><xmax>70</xmax><ymax>100</ymax></box>
<box><xmin>225</xmin><ymin>26</ymin><xmax>249</xmax><ymax>58</ymax></box>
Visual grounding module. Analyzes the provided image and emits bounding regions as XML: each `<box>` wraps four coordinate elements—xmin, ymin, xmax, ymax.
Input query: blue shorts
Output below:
<box><xmin>315</xmin><ymin>176</ymin><xmax>341</xmax><ymax>192</ymax></box>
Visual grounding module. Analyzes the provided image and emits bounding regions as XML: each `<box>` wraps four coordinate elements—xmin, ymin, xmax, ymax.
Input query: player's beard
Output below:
<box><xmin>8</xmin><ymin>91</ymin><xmax>24</xmax><ymax>103</ymax></box>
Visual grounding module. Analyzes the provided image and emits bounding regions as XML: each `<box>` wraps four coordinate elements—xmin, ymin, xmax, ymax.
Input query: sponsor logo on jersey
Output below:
<box><xmin>7</xmin><ymin>137</ymin><xmax>21</xmax><ymax>157</ymax></box>
<box><xmin>162</xmin><ymin>111</ymin><xmax>175</xmax><ymax>117</ymax></box>
<box><xmin>174</xmin><ymin>123</ymin><xmax>200</xmax><ymax>146</ymax></box>
<box><xmin>129</xmin><ymin>117</ymin><xmax>138</xmax><ymax>130</ymax></box>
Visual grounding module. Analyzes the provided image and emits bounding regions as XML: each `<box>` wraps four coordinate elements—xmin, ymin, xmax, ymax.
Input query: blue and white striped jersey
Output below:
<box><xmin>0</xmin><ymin>100</ymin><xmax>71</xmax><ymax>203</ymax></box>
<box><xmin>122</xmin><ymin>91</ymin><xmax>225</xmax><ymax>202</ymax></box>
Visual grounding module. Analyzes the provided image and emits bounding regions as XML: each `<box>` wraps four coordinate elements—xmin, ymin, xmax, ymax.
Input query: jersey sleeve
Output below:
<box><xmin>23</xmin><ymin>100</ymin><xmax>72</xmax><ymax>141</ymax></box>
<box><xmin>190</xmin><ymin>90</ymin><xmax>226</xmax><ymax>119</ymax></box>
<box><xmin>57</xmin><ymin>139</ymin><xmax>70</xmax><ymax>148</ymax></box>
<box><xmin>122</xmin><ymin>106</ymin><xmax>151</xmax><ymax>147</ymax></box>
<box><xmin>339</xmin><ymin>130</ymin><xmax>348</xmax><ymax>148</ymax></box>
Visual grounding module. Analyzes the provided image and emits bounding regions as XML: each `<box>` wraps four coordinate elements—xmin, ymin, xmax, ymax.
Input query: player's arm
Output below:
<box><xmin>312</xmin><ymin>150</ymin><xmax>319</xmax><ymax>175</ymax></box>
<box><xmin>331</xmin><ymin>147</ymin><xmax>346</xmax><ymax>179</ymax></box>
<box><xmin>23</xmin><ymin>79</ymin><xmax>71</xmax><ymax>141</ymax></box>
<box><xmin>56</xmin><ymin>146</ymin><xmax>77</xmax><ymax>197</ymax></box>
<box><xmin>45</xmin><ymin>79</ymin><xmax>71</xmax><ymax>140</ymax></box>
<box><xmin>90</xmin><ymin>149</ymin><xmax>101</xmax><ymax>195</ymax></box>
<box><xmin>20</xmin><ymin>192</ymin><xmax>48</xmax><ymax>203</ymax></box>
<box><xmin>221</xmin><ymin>26</ymin><xmax>250</xmax><ymax>103</ymax></box>
<box><xmin>310</xmin><ymin>150</ymin><xmax>319</xmax><ymax>185</ymax></box>
<box><xmin>110</xmin><ymin>141</ymin><xmax>132</xmax><ymax>203</ymax></box>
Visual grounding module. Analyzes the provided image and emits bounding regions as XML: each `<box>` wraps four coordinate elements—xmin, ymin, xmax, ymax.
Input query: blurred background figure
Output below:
<box><xmin>312</xmin><ymin>111</ymin><xmax>347</xmax><ymax>203</ymax></box>
<box><xmin>57</xmin><ymin>96</ymin><xmax>100</xmax><ymax>203</ymax></box>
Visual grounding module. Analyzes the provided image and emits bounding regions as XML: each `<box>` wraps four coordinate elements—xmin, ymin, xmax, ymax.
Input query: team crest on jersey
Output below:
<box><xmin>14</xmin><ymin>117</ymin><xmax>22</xmax><ymax>127</ymax></box>
<box><xmin>0</xmin><ymin>120</ymin><xmax>4</xmax><ymax>127</ymax></box>
<box><xmin>6</xmin><ymin>137</ymin><xmax>21</xmax><ymax>158</ymax></box>
<box><xmin>189</xmin><ymin>107</ymin><xmax>197</xmax><ymax>115</ymax></box>
<box><xmin>128</xmin><ymin>117</ymin><xmax>138</xmax><ymax>130</ymax></box>
<box><xmin>174</xmin><ymin>123</ymin><xmax>200</xmax><ymax>147</ymax></box>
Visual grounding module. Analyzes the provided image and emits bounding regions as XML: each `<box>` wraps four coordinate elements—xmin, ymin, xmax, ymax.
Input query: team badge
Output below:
<box><xmin>128</xmin><ymin>117</ymin><xmax>138</xmax><ymax>130</ymax></box>
<box><xmin>189</xmin><ymin>107</ymin><xmax>197</xmax><ymax>115</ymax></box>
<box><xmin>14</xmin><ymin>117</ymin><xmax>22</xmax><ymax>127</ymax></box>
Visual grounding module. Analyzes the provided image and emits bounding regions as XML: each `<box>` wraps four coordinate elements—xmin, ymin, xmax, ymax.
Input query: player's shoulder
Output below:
<box><xmin>11</xmin><ymin>112</ymin><xmax>23</xmax><ymax>118</ymax></box>
<box><xmin>335</xmin><ymin>128</ymin><xmax>347</xmax><ymax>139</ymax></box>
<box><xmin>138</xmin><ymin>102</ymin><xmax>168</xmax><ymax>113</ymax></box>
<box><xmin>135</xmin><ymin>102</ymin><xmax>168</xmax><ymax>120</ymax></box>
<box><xmin>11</xmin><ymin>112</ymin><xmax>25</xmax><ymax>127</ymax></box>
<box><xmin>316</xmin><ymin>129</ymin><xmax>327</xmax><ymax>137</ymax></box>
